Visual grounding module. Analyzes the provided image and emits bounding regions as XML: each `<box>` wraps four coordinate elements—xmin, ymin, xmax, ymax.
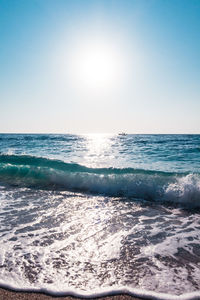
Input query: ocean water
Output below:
<box><xmin>0</xmin><ymin>134</ymin><xmax>200</xmax><ymax>299</ymax></box>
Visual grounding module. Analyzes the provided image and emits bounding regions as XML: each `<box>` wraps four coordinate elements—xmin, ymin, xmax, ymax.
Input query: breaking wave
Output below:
<box><xmin>0</xmin><ymin>154</ymin><xmax>199</xmax><ymax>207</ymax></box>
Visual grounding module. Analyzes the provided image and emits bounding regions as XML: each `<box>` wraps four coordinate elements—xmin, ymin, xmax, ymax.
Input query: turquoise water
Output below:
<box><xmin>1</xmin><ymin>134</ymin><xmax>199</xmax><ymax>172</ymax></box>
<box><xmin>0</xmin><ymin>134</ymin><xmax>200</xmax><ymax>299</ymax></box>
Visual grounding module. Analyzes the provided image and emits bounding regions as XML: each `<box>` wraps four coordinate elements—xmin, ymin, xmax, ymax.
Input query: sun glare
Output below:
<box><xmin>77</xmin><ymin>42</ymin><xmax>119</xmax><ymax>88</ymax></box>
<box><xmin>66</xmin><ymin>37</ymin><xmax>125</xmax><ymax>92</ymax></box>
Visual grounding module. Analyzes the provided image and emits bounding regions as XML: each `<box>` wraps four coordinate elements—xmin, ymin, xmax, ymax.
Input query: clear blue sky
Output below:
<box><xmin>0</xmin><ymin>0</ymin><xmax>200</xmax><ymax>133</ymax></box>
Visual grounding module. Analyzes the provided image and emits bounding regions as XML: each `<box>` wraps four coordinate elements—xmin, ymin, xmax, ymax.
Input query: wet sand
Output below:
<box><xmin>0</xmin><ymin>288</ymin><xmax>143</xmax><ymax>300</ymax></box>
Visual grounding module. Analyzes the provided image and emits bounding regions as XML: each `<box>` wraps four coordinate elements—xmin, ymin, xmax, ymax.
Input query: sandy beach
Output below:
<box><xmin>0</xmin><ymin>288</ymin><xmax>142</xmax><ymax>300</ymax></box>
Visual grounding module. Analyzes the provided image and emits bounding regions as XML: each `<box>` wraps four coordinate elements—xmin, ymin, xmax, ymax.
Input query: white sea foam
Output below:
<box><xmin>0</xmin><ymin>283</ymin><xmax>199</xmax><ymax>300</ymax></box>
<box><xmin>0</xmin><ymin>187</ymin><xmax>200</xmax><ymax>297</ymax></box>
<box><xmin>164</xmin><ymin>174</ymin><xmax>200</xmax><ymax>206</ymax></box>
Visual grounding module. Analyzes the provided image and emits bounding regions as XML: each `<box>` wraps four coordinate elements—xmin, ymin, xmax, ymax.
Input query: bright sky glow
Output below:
<box><xmin>73</xmin><ymin>40</ymin><xmax>121</xmax><ymax>89</ymax></box>
<box><xmin>0</xmin><ymin>0</ymin><xmax>199</xmax><ymax>133</ymax></box>
<box><xmin>59</xmin><ymin>32</ymin><xmax>132</xmax><ymax>97</ymax></box>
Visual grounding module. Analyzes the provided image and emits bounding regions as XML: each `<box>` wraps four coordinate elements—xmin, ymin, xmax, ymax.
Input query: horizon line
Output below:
<box><xmin>0</xmin><ymin>132</ymin><xmax>199</xmax><ymax>135</ymax></box>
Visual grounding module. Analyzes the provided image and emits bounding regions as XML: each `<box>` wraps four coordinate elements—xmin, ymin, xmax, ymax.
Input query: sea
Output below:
<box><xmin>0</xmin><ymin>134</ymin><xmax>200</xmax><ymax>300</ymax></box>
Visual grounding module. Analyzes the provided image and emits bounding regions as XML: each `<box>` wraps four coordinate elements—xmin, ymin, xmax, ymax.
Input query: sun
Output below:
<box><xmin>77</xmin><ymin>42</ymin><xmax>119</xmax><ymax>88</ymax></box>
<box><xmin>67</xmin><ymin>37</ymin><xmax>124</xmax><ymax>91</ymax></box>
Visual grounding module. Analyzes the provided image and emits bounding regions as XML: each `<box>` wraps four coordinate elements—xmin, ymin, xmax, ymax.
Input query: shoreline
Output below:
<box><xmin>0</xmin><ymin>288</ymin><xmax>142</xmax><ymax>300</ymax></box>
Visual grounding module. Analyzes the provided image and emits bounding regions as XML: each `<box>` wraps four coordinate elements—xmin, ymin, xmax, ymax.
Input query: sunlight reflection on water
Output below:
<box><xmin>83</xmin><ymin>134</ymin><xmax>115</xmax><ymax>167</ymax></box>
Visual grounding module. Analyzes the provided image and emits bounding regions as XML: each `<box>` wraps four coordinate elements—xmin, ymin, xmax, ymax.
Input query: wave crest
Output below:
<box><xmin>0</xmin><ymin>154</ymin><xmax>199</xmax><ymax>207</ymax></box>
